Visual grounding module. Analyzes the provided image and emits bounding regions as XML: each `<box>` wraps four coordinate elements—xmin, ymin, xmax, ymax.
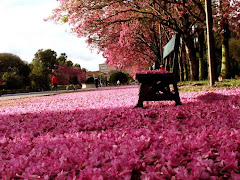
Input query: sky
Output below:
<box><xmin>0</xmin><ymin>0</ymin><xmax>106</xmax><ymax>71</ymax></box>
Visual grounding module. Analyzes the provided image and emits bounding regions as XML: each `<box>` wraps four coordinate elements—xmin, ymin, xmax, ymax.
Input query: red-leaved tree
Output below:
<box><xmin>51</xmin><ymin>65</ymin><xmax>86</xmax><ymax>85</ymax></box>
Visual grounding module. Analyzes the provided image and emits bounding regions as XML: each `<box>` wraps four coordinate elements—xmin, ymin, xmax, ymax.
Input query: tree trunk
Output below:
<box><xmin>182</xmin><ymin>43</ymin><xmax>189</xmax><ymax>81</ymax></box>
<box><xmin>220</xmin><ymin>19</ymin><xmax>230</xmax><ymax>79</ymax></box>
<box><xmin>205</xmin><ymin>0</ymin><xmax>215</xmax><ymax>86</ymax></box>
<box><xmin>198</xmin><ymin>28</ymin><xmax>205</xmax><ymax>80</ymax></box>
<box><xmin>179</xmin><ymin>44</ymin><xmax>184</xmax><ymax>81</ymax></box>
<box><xmin>184</xmin><ymin>37</ymin><xmax>199</xmax><ymax>81</ymax></box>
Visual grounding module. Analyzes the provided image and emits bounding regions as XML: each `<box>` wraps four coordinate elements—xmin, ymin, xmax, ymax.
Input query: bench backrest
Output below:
<box><xmin>163</xmin><ymin>33</ymin><xmax>180</xmax><ymax>74</ymax></box>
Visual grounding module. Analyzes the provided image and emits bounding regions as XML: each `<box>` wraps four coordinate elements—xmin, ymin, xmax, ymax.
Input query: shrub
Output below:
<box><xmin>2</xmin><ymin>72</ymin><xmax>23</xmax><ymax>90</ymax></box>
<box><xmin>109</xmin><ymin>71</ymin><xmax>128</xmax><ymax>85</ymax></box>
<box><xmin>85</xmin><ymin>77</ymin><xmax>94</xmax><ymax>84</ymax></box>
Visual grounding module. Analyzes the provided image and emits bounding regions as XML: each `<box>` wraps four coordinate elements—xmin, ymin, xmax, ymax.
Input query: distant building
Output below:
<box><xmin>86</xmin><ymin>71</ymin><xmax>101</xmax><ymax>79</ymax></box>
<box><xmin>84</xmin><ymin>63</ymin><xmax>117</xmax><ymax>87</ymax></box>
<box><xmin>99</xmin><ymin>63</ymin><xmax>117</xmax><ymax>73</ymax></box>
<box><xmin>99</xmin><ymin>63</ymin><xmax>117</xmax><ymax>78</ymax></box>
<box><xmin>86</xmin><ymin>63</ymin><xmax>111</xmax><ymax>78</ymax></box>
<box><xmin>99</xmin><ymin>63</ymin><xmax>109</xmax><ymax>74</ymax></box>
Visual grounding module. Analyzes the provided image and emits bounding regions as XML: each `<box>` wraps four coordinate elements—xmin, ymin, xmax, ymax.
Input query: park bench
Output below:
<box><xmin>135</xmin><ymin>33</ymin><xmax>182</xmax><ymax>108</ymax></box>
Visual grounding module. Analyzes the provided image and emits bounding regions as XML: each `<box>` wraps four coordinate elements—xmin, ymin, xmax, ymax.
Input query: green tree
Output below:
<box><xmin>30</xmin><ymin>49</ymin><xmax>58</xmax><ymax>90</ymax></box>
<box><xmin>74</xmin><ymin>63</ymin><xmax>81</xmax><ymax>68</ymax></box>
<box><xmin>0</xmin><ymin>53</ymin><xmax>31</xmax><ymax>89</ymax></box>
<box><xmin>82</xmin><ymin>68</ymin><xmax>87</xmax><ymax>73</ymax></box>
<box><xmin>57</xmin><ymin>53</ymin><xmax>67</xmax><ymax>65</ymax></box>
<box><xmin>65</xmin><ymin>60</ymin><xmax>73</xmax><ymax>67</ymax></box>
<box><xmin>2</xmin><ymin>72</ymin><xmax>23</xmax><ymax>89</ymax></box>
<box><xmin>32</xmin><ymin>49</ymin><xmax>58</xmax><ymax>71</ymax></box>
<box><xmin>109</xmin><ymin>72</ymin><xmax>128</xmax><ymax>85</ymax></box>
<box><xmin>30</xmin><ymin>62</ymin><xmax>50</xmax><ymax>90</ymax></box>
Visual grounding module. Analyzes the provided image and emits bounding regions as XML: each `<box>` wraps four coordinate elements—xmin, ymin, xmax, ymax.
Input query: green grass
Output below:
<box><xmin>178</xmin><ymin>78</ymin><xmax>240</xmax><ymax>92</ymax></box>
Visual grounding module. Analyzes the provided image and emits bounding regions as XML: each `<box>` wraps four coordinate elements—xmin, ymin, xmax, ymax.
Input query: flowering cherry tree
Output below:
<box><xmin>48</xmin><ymin>0</ymin><xmax>205</xmax><ymax>79</ymax></box>
<box><xmin>48</xmin><ymin>0</ymin><xmax>240</xmax><ymax>80</ymax></box>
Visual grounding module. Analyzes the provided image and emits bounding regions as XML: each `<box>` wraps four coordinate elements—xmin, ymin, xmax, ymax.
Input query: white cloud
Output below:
<box><xmin>0</xmin><ymin>0</ymin><xmax>105</xmax><ymax>71</ymax></box>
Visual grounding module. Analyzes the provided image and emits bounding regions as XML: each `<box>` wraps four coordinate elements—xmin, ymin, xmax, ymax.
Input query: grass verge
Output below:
<box><xmin>178</xmin><ymin>78</ymin><xmax>240</xmax><ymax>92</ymax></box>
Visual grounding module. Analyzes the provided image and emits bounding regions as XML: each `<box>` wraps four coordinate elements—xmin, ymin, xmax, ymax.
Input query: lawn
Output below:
<box><xmin>0</xmin><ymin>85</ymin><xmax>240</xmax><ymax>179</ymax></box>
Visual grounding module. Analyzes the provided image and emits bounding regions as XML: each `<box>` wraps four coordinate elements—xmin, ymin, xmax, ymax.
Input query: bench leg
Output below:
<box><xmin>173</xmin><ymin>82</ymin><xmax>182</xmax><ymax>106</ymax></box>
<box><xmin>135</xmin><ymin>101</ymin><xmax>143</xmax><ymax>108</ymax></box>
<box><xmin>175</xmin><ymin>98</ymin><xmax>182</xmax><ymax>106</ymax></box>
<box><xmin>135</xmin><ymin>83</ymin><xmax>146</xmax><ymax>108</ymax></box>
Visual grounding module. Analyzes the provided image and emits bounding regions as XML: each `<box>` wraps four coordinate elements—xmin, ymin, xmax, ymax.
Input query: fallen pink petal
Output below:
<box><xmin>0</xmin><ymin>86</ymin><xmax>240</xmax><ymax>179</ymax></box>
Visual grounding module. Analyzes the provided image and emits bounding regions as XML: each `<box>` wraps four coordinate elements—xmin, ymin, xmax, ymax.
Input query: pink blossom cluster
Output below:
<box><xmin>0</xmin><ymin>86</ymin><xmax>240</xmax><ymax>179</ymax></box>
<box><xmin>136</xmin><ymin>69</ymin><xmax>170</xmax><ymax>75</ymax></box>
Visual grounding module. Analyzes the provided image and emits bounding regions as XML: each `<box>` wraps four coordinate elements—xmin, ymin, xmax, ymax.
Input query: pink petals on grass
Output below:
<box><xmin>0</xmin><ymin>86</ymin><xmax>240</xmax><ymax>179</ymax></box>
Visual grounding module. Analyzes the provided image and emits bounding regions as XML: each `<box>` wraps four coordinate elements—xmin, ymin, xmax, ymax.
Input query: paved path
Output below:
<box><xmin>0</xmin><ymin>85</ymin><xmax>137</xmax><ymax>101</ymax></box>
<box><xmin>0</xmin><ymin>88</ymin><xmax>95</xmax><ymax>101</ymax></box>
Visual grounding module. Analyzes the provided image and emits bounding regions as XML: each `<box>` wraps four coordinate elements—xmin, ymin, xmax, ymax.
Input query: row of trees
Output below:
<box><xmin>30</xmin><ymin>49</ymin><xmax>86</xmax><ymax>90</ymax></box>
<box><xmin>49</xmin><ymin>0</ymin><xmax>240</xmax><ymax>82</ymax></box>
<box><xmin>0</xmin><ymin>49</ymin><xmax>86</xmax><ymax>90</ymax></box>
